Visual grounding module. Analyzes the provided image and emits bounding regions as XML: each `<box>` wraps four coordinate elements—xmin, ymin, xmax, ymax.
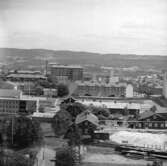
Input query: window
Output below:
<box><xmin>149</xmin><ymin>123</ymin><xmax>152</xmax><ymax>128</ymax></box>
<box><xmin>138</xmin><ymin>123</ymin><xmax>142</xmax><ymax>128</ymax></box>
<box><xmin>160</xmin><ymin>123</ymin><xmax>164</xmax><ymax>128</ymax></box>
<box><xmin>154</xmin><ymin>123</ymin><xmax>158</xmax><ymax>128</ymax></box>
<box><xmin>84</xmin><ymin>129</ymin><xmax>88</xmax><ymax>134</ymax></box>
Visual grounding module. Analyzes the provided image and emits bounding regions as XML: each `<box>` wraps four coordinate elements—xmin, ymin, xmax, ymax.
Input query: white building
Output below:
<box><xmin>125</xmin><ymin>84</ymin><xmax>134</xmax><ymax>98</ymax></box>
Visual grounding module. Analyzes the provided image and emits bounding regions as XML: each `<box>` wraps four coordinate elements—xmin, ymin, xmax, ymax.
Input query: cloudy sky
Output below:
<box><xmin>0</xmin><ymin>0</ymin><xmax>167</xmax><ymax>55</ymax></box>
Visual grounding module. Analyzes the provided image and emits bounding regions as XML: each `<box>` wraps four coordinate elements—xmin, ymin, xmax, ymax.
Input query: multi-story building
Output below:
<box><xmin>0</xmin><ymin>89</ymin><xmax>37</xmax><ymax>115</ymax></box>
<box><xmin>49</xmin><ymin>64</ymin><xmax>83</xmax><ymax>83</ymax></box>
<box><xmin>0</xmin><ymin>98</ymin><xmax>37</xmax><ymax>115</ymax></box>
<box><xmin>75</xmin><ymin>81</ymin><xmax>133</xmax><ymax>98</ymax></box>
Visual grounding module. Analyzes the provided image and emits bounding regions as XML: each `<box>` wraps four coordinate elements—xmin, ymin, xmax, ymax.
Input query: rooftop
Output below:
<box><xmin>0</xmin><ymin>97</ymin><xmax>38</xmax><ymax>102</ymax></box>
<box><xmin>76</xmin><ymin>81</ymin><xmax>127</xmax><ymax>87</ymax></box>
<box><xmin>81</xmin><ymin>100</ymin><xmax>141</xmax><ymax>110</ymax></box>
<box><xmin>0</xmin><ymin>89</ymin><xmax>21</xmax><ymax>98</ymax></box>
<box><xmin>7</xmin><ymin>74</ymin><xmax>47</xmax><ymax>79</ymax></box>
<box><xmin>75</xmin><ymin>110</ymin><xmax>99</xmax><ymax>126</ymax></box>
<box><xmin>9</xmin><ymin>70</ymin><xmax>41</xmax><ymax>74</ymax></box>
<box><xmin>139</xmin><ymin>107</ymin><xmax>167</xmax><ymax>120</ymax></box>
<box><xmin>50</xmin><ymin>64</ymin><xmax>83</xmax><ymax>69</ymax></box>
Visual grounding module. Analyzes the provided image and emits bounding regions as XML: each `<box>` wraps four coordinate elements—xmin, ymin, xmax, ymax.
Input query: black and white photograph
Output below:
<box><xmin>0</xmin><ymin>0</ymin><xmax>167</xmax><ymax>165</ymax></box>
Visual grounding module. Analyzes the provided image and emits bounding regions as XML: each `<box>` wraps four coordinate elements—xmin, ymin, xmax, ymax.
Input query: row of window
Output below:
<box><xmin>0</xmin><ymin>104</ymin><xmax>19</xmax><ymax>108</ymax></box>
<box><xmin>0</xmin><ymin>100</ymin><xmax>19</xmax><ymax>104</ymax></box>
<box><xmin>136</xmin><ymin>122</ymin><xmax>167</xmax><ymax>128</ymax></box>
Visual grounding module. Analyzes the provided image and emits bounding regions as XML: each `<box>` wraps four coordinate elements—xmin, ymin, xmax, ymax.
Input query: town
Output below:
<box><xmin>1</xmin><ymin>0</ymin><xmax>167</xmax><ymax>165</ymax></box>
<box><xmin>0</xmin><ymin>61</ymin><xmax>167</xmax><ymax>166</ymax></box>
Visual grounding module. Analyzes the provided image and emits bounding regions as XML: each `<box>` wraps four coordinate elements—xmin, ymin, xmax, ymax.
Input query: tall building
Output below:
<box><xmin>163</xmin><ymin>70</ymin><xmax>167</xmax><ymax>99</ymax></box>
<box><xmin>50</xmin><ymin>64</ymin><xmax>83</xmax><ymax>83</ymax></box>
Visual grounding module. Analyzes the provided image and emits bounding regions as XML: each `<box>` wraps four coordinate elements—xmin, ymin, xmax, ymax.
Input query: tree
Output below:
<box><xmin>52</xmin><ymin>110</ymin><xmax>72</xmax><ymax>136</ymax></box>
<box><xmin>150</xmin><ymin>105</ymin><xmax>157</xmax><ymax>112</ymax></box>
<box><xmin>7</xmin><ymin>116</ymin><xmax>42</xmax><ymax>148</ymax></box>
<box><xmin>65</xmin><ymin>102</ymin><xmax>86</xmax><ymax>120</ymax></box>
<box><xmin>57</xmin><ymin>84</ymin><xmax>69</xmax><ymax>97</ymax></box>
<box><xmin>91</xmin><ymin>106</ymin><xmax>110</xmax><ymax>119</ymax></box>
<box><xmin>36</xmin><ymin>79</ymin><xmax>56</xmax><ymax>89</ymax></box>
<box><xmin>64</xmin><ymin>124</ymin><xmax>82</xmax><ymax>146</ymax></box>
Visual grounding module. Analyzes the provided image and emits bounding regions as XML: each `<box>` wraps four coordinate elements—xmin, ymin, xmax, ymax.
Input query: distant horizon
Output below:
<box><xmin>0</xmin><ymin>47</ymin><xmax>167</xmax><ymax>57</ymax></box>
<box><xmin>0</xmin><ymin>0</ymin><xmax>167</xmax><ymax>56</ymax></box>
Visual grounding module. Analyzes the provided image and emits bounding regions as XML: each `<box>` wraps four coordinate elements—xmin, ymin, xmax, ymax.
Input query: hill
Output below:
<box><xmin>0</xmin><ymin>48</ymin><xmax>167</xmax><ymax>70</ymax></box>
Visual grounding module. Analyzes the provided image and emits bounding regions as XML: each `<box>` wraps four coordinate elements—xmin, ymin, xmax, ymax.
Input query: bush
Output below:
<box><xmin>65</xmin><ymin>102</ymin><xmax>86</xmax><ymax>119</ymax></box>
<box><xmin>91</xmin><ymin>106</ymin><xmax>110</xmax><ymax>119</ymax></box>
<box><xmin>52</xmin><ymin>110</ymin><xmax>72</xmax><ymax>136</ymax></box>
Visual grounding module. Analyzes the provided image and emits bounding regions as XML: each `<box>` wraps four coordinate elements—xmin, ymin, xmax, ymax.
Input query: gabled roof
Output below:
<box><xmin>0</xmin><ymin>89</ymin><xmax>21</xmax><ymax>98</ymax></box>
<box><xmin>139</xmin><ymin>111</ymin><xmax>155</xmax><ymax>120</ymax></box>
<box><xmin>75</xmin><ymin>110</ymin><xmax>99</xmax><ymax>126</ymax></box>
<box><xmin>156</xmin><ymin>107</ymin><xmax>167</xmax><ymax>114</ymax></box>
<box><xmin>61</xmin><ymin>96</ymin><xmax>76</xmax><ymax>104</ymax></box>
<box><xmin>139</xmin><ymin>108</ymin><xmax>167</xmax><ymax>120</ymax></box>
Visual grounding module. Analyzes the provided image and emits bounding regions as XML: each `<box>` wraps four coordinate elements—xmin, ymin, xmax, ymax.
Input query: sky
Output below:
<box><xmin>0</xmin><ymin>0</ymin><xmax>167</xmax><ymax>55</ymax></box>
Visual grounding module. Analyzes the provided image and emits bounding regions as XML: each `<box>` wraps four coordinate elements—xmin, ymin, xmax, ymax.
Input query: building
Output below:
<box><xmin>75</xmin><ymin>81</ymin><xmax>133</xmax><ymax>98</ymax></box>
<box><xmin>8</xmin><ymin>70</ymin><xmax>42</xmax><ymax>75</ymax></box>
<box><xmin>0</xmin><ymin>89</ymin><xmax>37</xmax><ymax>115</ymax></box>
<box><xmin>43</xmin><ymin>88</ymin><xmax>57</xmax><ymax>98</ymax></box>
<box><xmin>163</xmin><ymin>70</ymin><xmax>167</xmax><ymax>99</ymax></box>
<box><xmin>16</xmin><ymin>82</ymin><xmax>37</xmax><ymax>95</ymax></box>
<box><xmin>129</xmin><ymin>108</ymin><xmax>167</xmax><ymax>129</ymax></box>
<box><xmin>6</xmin><ymin>73</ymin><xmax>47</xmax><ymax>82</ymax></box>
<box><xmin>0</xmin><ymin>89</ymin><xmax>22</xmax><ymax>98</ymax></box>
<box><xmin>75</xmin><ymin>110</ymin><xmax>99</xmax><ymax>142</ymax></box>
<box><xmin>126</xmin><ymin>84</ymin><xmax>134</xmax><ymax>98</ymax></box>
<box><xmin>0</xmin><ymin>97</ymin><xmax>37</xmax><ymax>115</ymax></box>
<box><xmin>80</xmin><ymin>100</ymin><xmax>140</xmax><ymax>116</ymax></box>
<box><xmin>50</xmin><ymin>64</ymin><xmax>83</xmax><ymax>83</ymax></box>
